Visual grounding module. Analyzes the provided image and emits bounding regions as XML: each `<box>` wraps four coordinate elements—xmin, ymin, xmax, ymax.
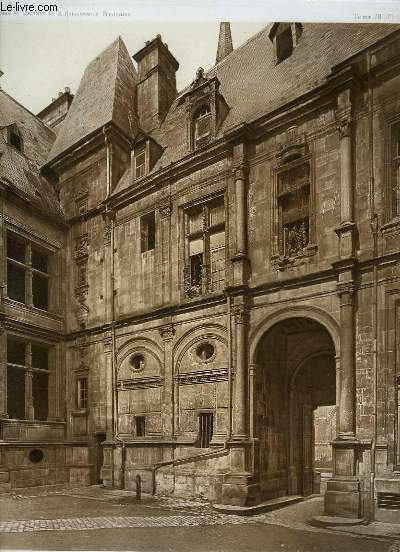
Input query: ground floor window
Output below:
<box><xmin>199</xmin><ymin>413</ymin><xmax>213</xmax><ymax>448</ymax></box>
<box><xmin>6</xmin><ymin>337</ymin><xmax>49</xmax><ymax>421</ymax></box>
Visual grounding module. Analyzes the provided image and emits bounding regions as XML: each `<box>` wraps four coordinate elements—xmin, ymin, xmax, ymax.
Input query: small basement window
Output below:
<box><xmin>199</xmin><ymin>413</ymin><xmax>213</xmax><ymax>448</ymax></box>
<box><xmin>140</xmin><ymin>211</ymin><xmax>156</xmax><ymax>252</ymax></box>
<box><xmin>135</xmin><ymin>416</ymin><xmax>146</xmax><ymax>437</ymax></box>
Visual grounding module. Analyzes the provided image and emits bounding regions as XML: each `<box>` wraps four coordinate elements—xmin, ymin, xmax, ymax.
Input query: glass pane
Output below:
<box><xmin>188</xmin><ymin>209</ymin><xmax>203</xmax><ymax>235</ymax></box>
<box><xmin>210</xmin><ymin>230</ymin><xmax>225</xmax><ymax>251</ymax></box>
<box><xmin>7</xmin><ymin>339</ymin><xmax>26</xmax><ymax>366</ymax></box>
<box><xmin>211</xmin><ymin>247</ymin><xmax>225</xmax><ymax>291</ymax></box>
<box><xmin>32</xmin><ymin>248</ymin><xmax>48</xmax><ymax>273</ymax></box>
<box><xmin>32</xmin><ymin>274</ymin><xmax>48</xmax><ymax>311</ymax></box>
<box><xmin>209</xmin><ymin>201</ymin><xmax>225</xmax><ymax>227</ymax></box>
<box><xmin>7</xmin><ymin>262</ymin><xmax>26</xmax><ymax>303</ymax></box>
<box><xmin>7</xmin><ymin>234</ymin><xmax>25</xmax><ymax>263</ymax></box>
<box><xmin>32</xmin><ymin>372</ymin><xmax>48</xmax><ymax>421</ymax></box>
<box><xmin>7</xmin><ymin>367</ymin><xmax>25</xmax><ymax>419</ymax></box>
<box><xmin>189</xmin><ymin>238</ymin><xmax>203</xmax><ymax>256</ymax></box>
<box><xmin>32</xmin><ymin>345</ymin><xmax>49</xmax><ymax>370</ymax></box>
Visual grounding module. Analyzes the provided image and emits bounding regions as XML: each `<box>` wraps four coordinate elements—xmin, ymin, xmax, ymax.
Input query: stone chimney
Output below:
<box><xmin>216</xmin><ymin>22</ymin><xmax>233</xmax><ymax>63</ymax></box>
<box><xmin>133</xmin><ymin>35</ymin><xmax>179</xmax><ymax>133</ymax></box>
<box><xmin>37</xmin><ymin>87</ymin><xmax>74</xmax><ymax>132</ymax></box>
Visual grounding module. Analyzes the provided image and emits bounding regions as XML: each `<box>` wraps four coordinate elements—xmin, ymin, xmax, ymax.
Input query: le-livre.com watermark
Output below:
<box><xmin>0</xmin><ymin>1</ymin><xmax>57</xmax><ymax>12</ymax></box>
<box><xmin>0</xmin><ymin>1</ymin><xmax>131</xmax><ymax>16</ymax></box>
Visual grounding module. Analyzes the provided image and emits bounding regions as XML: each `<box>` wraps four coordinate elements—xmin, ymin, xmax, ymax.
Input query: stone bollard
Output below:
<box><xmin>136</xmin><ymin>474</ymin><xmax>141</xmax><ymax>500</ymax></box>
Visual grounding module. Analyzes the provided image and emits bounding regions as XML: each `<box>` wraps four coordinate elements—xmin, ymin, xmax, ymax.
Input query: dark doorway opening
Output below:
<box><xmin>254</xmin><ymin>317</ymin><xmax>336</xmax><ymax>501</ymax></box>
<box><xmin>95</xmin><ymin>433</ymin><xmax>106</xmax><ymax>485</ymax></box>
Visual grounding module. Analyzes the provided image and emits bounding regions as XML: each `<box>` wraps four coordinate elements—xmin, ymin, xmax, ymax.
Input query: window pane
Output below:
<box><xmin>32</xmin><ymin>273</ymin><xmax>48</xmax><ymax>311</ymax></box>
<box><xmin>211</xmin><ymin>247</ymin><xmax>225</xmax><ymax>291</ymax></box>
<box><xmin>32</xmin><ymin>372</ymin><xmax>48</xmax><ymax>421</ymax></box>
<box><xmin>190</xmin><ymin>254</ymin><xmax>203</xmax><ymax>287</ymax></box>
<box><xmin>7</xmin><ymin>261</ymin><xmax>26</xmax><ymax>303</ymax></box>
<box><xmin>209</xmin><ymin>201</ymin><xmax>225</xmax><ymax>227</ymax></box>
<box><xmin>140</xmin><ymin>212</ymin><xmax>156</xmax><ymax>252</ymax></box>
<box><xmin>7</xmin><ymin>339</ymin><xmax>26</xmax><ymax>366</ymax></box>
<box><xmin>32</xmin><ymin>248</ymin><xmax>48</xmax><ymax>273</ymax></box>
<box><xmin>135</xmin><ymin>416</ymin><xmax>146</xmax><ymax>437</ymax></box>
<box><xmin>199</xmin><ymin>413</ymin><xmax>213</xmax><ymax>448</ymax></box>
<box><xmin>32</xmin><ymin>345</ymin><xmax>48</xmax><ymax>370</ymax></box>
<box><xmin>7</xmin><ymin>234</ymin><xmax>25</xmax><ymax>263</ymax></box>
<box><xmin>188</xmin><ymin>209</ymin><xmax>203</xmax><ymax>234</ymax></box>
<box><xmin>77</xmin><ymin>377</ymin><xmax>88</xmax><ymax>409</ymax></box>
<box><xmin>189</xmin><ymin>238</ymin><xmax>203</xmax><ymax>256</ymax></box>
<box><xmin>7</xmin><ymin>367</ymin><xmax>25</xmax><ymax>419</ymax></box>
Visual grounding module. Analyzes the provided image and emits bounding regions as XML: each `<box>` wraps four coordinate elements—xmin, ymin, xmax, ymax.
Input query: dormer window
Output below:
<box><xmin>276</xmin><ymin>24</ymin><xmax>293</xmax><ymax>63</ymax></box>
<box><xmin>135</xmin><ymin>146</ymin><xmax>146</xmax><ymax>179</ymax></box>
<box><xmin>194</xmin><ymin>104</ymin><xmax>212</xmax><ymax>149</ymax></box>
<box><xmin>7</xmin><ymin>125</ymin><xmax>23</xmax><ymax>153</ymax></box>
<box><xmin>269</xmin><ymin>23</ymin><xmax>303</xmax><ymax>65</ymax></box>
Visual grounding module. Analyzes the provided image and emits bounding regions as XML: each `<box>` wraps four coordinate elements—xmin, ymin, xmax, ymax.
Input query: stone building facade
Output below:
<box><xmin>1</xmin><ymin>22</ymin><xmax>400</xmax><ymax>523</ymax></box>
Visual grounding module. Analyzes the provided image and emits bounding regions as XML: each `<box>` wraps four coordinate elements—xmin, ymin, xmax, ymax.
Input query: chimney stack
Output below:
<box><xmin>216</xmin><ymin>22</ymin><xmax>233</xmax><ymax>63</ymax></box>
<box><xmin>133</xmin><ymin>35</ymin><xmax>179</xmax><ymax>133</ymax></box>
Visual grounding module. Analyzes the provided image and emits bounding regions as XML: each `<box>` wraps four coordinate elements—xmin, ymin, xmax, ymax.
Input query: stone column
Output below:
<box><xmin>159</xmin><ymin>203</ymin><xmax>172</xmax><ymax>303</ymax></box>
<box><xmin>232</xmin><ymin>304</ymin><xmax>248</xmax><ymax>441</ymax></box>
<box><xmin>234</xmin><ymin>164</ymin><xmax>247</xmax><ymax>258</ymax></box>
<box><xmin>337</xmin><ymin>282</ymin><xmax>355</xmax><ymax>440</ymax></box>
<box><xmin>159</xmin><ymin>323</ymin><xmax>175</xmax><ymax>438</ymax></box>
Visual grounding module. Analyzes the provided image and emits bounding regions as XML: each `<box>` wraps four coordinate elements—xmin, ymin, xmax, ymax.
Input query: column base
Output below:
<box><xmin>324</xmin><ymin>477</ymin><xmax>361</xmax><ymax>519</ymax></box>
<box><xmin>221</xmin><ymin>473</ymin><xmax>260</xmax><ymax>507</ymax></box>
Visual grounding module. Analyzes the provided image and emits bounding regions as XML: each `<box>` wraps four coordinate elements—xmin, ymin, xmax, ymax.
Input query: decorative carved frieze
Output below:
<box><xmin>117</xmin><ymin>375</ymin><xmax>163</xmax><ymax>390</ymax></box>
<box><xmin>337</xmin><ymin>281</ymin><xmax>355</xmax><ymax>302</ymax></box>
<box><xmin>232</xmin><ymin>162</ymin><xmax>249</xmax><ymax>181</ymax></box>
<box><xmin>103</xmin><ymin>224</ymin><xmax>112</xmax><ymax>245</ymax></box>
<box><xmin>276</xmin><ymin>129</ymin><xmax>308</xmax><ymax>164</ymax></box>
<box><xmin>74</xmin><ymin>186</ymin><xmax>89</xmax><ymax>202</ymax></box>
<box><xmin>75</xmin><ymin>285</ymin><xmax>89</xmax><ymax>326</ymax></box>
<box><xmin>176</xmin><ymin>368</ymin><xmax>228</xmax><ymax>385</ymax></box>
<box><xmin>74</xmin><ymin>234</ymin><xmax>89</xmax><ymax>261</ymax></box>
<box><xmin>103</xmin><ymin>331</ymin><xmax>112</xmax><ymax>353</ymax></box>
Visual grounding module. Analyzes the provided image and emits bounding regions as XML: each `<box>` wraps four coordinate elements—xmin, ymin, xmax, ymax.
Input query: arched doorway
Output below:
<box><xmin>253</xmin><ymin>317</ymin><xmax>336</xmax><ymax>501</ymax></box>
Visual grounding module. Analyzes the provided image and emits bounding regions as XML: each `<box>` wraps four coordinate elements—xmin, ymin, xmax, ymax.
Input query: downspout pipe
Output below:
<box><xmin>103</xmin><ymin>126</ymin><xmax>126</xmax><ymax>488</ymax></box>
<box><xmin>367</xmin><ymin>54</ymin><xmax>379</xmax><ymax>522</ymax></box>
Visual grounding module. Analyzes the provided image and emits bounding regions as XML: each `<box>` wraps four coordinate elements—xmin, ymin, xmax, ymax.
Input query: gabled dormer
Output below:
<box><xmin>180</xmin><ymin>67</ymin><xmax>229</xmax><ymax>152</ymax></box>
<box><xmin>132</xmin><ymin>131</ymin><xmax>163</xmax><ymax>180</ymax></box>
<box><xmin>2</xmin><ymin>123</ymin><xmax>24</xmax><ymax>153</ymax></box>
<box><xmin>269</xmin><ymin>23</ymin><xmax>303</xmax><ymax>64</ymax></box>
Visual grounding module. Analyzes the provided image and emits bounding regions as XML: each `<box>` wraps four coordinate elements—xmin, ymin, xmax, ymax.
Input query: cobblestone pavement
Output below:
<box><xmin>0</xmin><ymin>513</ymin><xmax>254</xmax><ymax>533</ymax></box>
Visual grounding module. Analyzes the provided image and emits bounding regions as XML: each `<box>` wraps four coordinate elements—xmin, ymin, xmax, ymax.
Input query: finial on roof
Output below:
<box><xmin>216</xmin><ymin>22</ymin><xmax>233</xmax><ymax>63</ymax></box>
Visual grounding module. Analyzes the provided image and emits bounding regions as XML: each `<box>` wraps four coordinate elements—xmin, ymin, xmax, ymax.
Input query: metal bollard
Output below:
<box><xmin>136</xmin><ymin>474</ymin><xmax>141</xmax><ymax>500</ymax></box>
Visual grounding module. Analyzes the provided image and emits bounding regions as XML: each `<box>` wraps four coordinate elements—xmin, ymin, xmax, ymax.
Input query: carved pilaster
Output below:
<box><xmin>158</xmin><ymin>323</ymin><xmax>175</xmax><ymax>341</ymax></box>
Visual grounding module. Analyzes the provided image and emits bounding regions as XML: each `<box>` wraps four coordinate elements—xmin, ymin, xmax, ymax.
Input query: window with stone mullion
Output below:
<box><xmin>392</xmin><ymin>124</ymin><xmax>400</xmax><ymax>218</ymax></box>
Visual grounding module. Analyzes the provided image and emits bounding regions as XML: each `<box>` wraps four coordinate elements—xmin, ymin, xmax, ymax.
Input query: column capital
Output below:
<box><xmin>337</xmin><ymin>281</ymin><xmax>355</xmax><ymax>302</ymax></box>
<box><xmin>232</xmin><ymin>304</ymin><xmax>247</xmax><ymax>325</ymax></box>
<box><xmin>337</xmin><ymin>115</ymin><xmax>353</xmax><ymax>140</ymax></box>
<box><xmin>159</xmin><ymin>203</ymin><xmax>172</xmax><ymax>220</ymax></box>
<box><xmin>232</xmin><ymin>161</ymin><xmax>249</xmax><ymax>181</ymax></box>
<box><xmin>158</xmin><ymin>323</ymin><xmax>175</xmax><ymax>341</ymax></box>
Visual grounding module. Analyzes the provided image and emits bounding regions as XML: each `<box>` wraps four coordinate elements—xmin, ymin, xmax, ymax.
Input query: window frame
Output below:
<box><xmin>134</xmin><ymin>416</ymin><xmax>146</xmax><ymax>438</ymax></box>
<box><xmin>198</xmin><ymin>412</ymin><xmax>214</xmax><ymax>448</ymax></box>
<box><xmin>193</xmin><ymin>104</ymin><xmax>212</xmax><ymax>150</ymax></box>
<box><xmin>387</xmin><ymin>118</ymin><xmax>400</xmax><ymax>223</ymax></box>
<box><xmin>6</xmin><ymin>230</ymin><xmax>51</xmax><ymax>312</ymax></box>
<box><xmin>271</xmin><ymin>152</ymin><xmax>317</xmax><ymax>265</ymax></box>
<box><xmin>6</xmin><ymin>337</ymin><xmax>50</xmax><ymax>421</ymax></box>
<box><xmin>76</xmin><ymin>376</ymin><xmax>88</xmax><ymax>410</ymax></box>
<box><xmin>183</xmin><ymin>195</ymin><xmax>226</xmax><ymax>298</ymax></box>
<box><xmin>140</xmin><ymin>211</ymin><xmax>156</xmax><ymax>253</ymax></box>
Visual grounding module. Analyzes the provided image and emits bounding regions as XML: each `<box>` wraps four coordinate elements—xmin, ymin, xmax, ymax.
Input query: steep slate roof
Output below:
<box><xmin>47</xmin><ymin>36</ymin><xmax>138</xmax><ymax>164</ymax></box>
<box><xmin>0</xmin><ymin>89</ymin><xmax>63</xmax><ymax>218</ymax></box>
<box><xmin>147</xmin><ymin>23</ymin><xmax>399</xmax><ymax>173</ymax></box>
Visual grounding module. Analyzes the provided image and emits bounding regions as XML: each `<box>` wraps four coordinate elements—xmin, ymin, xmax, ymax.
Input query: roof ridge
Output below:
<box><xmin>0</xmin><ymin>88</ymin><xmax>56</xmax><ymax>138</ymax></box>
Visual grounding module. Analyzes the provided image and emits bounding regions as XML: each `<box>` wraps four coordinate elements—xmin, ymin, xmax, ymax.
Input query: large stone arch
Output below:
<box><xmin>250</xmin><ymin>305</ymin><xmax>340</xmax><ymax>364</ymax></box>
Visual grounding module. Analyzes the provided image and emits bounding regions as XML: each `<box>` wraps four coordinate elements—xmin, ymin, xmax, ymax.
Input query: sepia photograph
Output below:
<box><xmin>0</xmin><ymin>2</ymin><xmax>400</xmax><ymax>550</ymax></box>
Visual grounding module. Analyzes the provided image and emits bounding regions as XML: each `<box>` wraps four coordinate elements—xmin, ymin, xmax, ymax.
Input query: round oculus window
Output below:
<box><xmin>130</xmin><ymin>354</ymin><xmax>145</xmax><ymax>371</ymax></box>
<box><xmin>29</xmin><ymin>449</ymin><xmax>44</xmax><ymax>464</ymax></box>
<box><xmin>196</xmin><ymin>343</ymin><xmax>215</xmax><ymax>362</ymax></box>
